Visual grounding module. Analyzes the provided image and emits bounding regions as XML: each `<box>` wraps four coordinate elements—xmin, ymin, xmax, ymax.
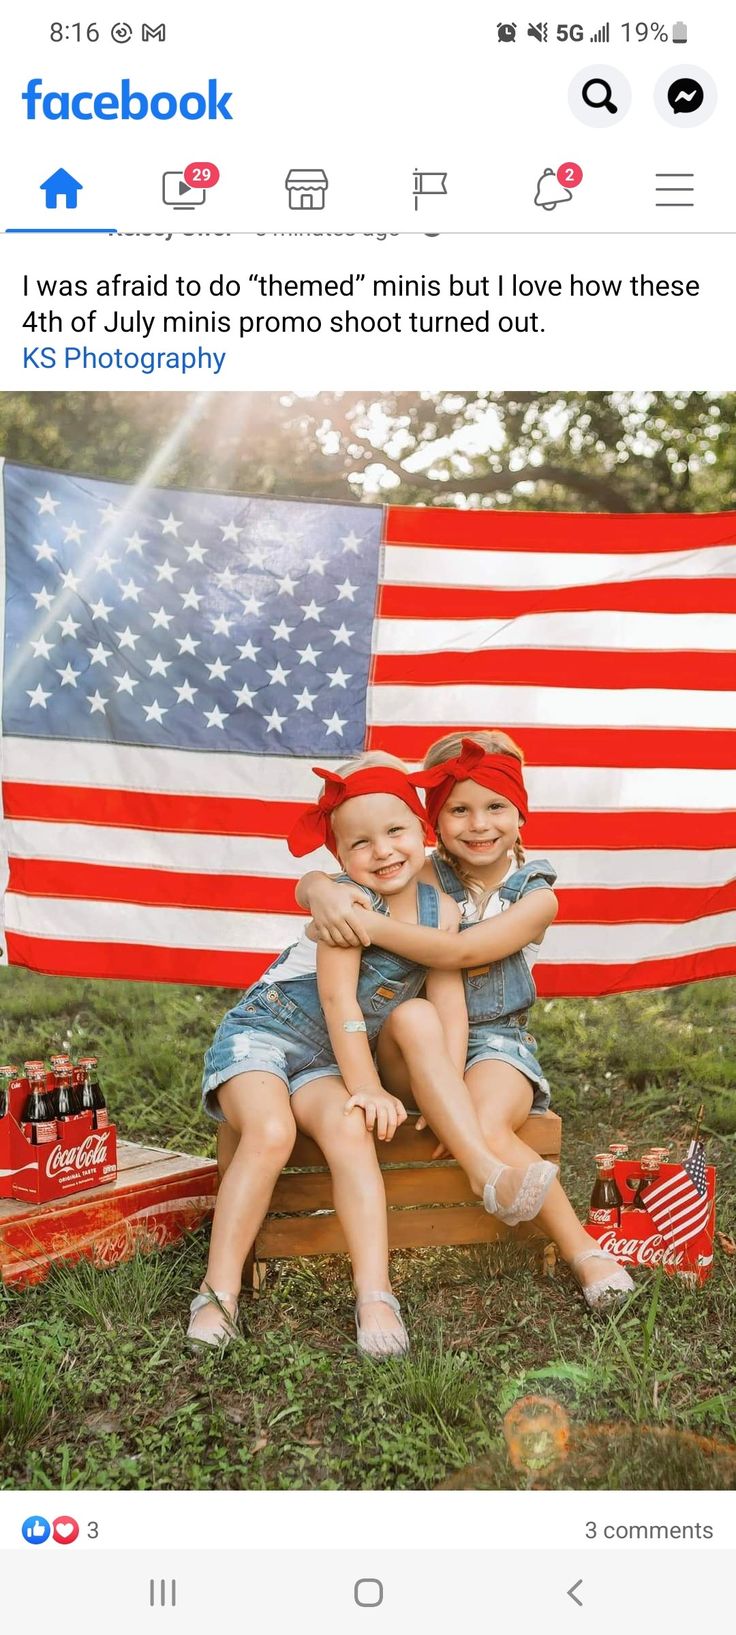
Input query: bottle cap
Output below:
<box><xmin>78</xmin><ymin>1056</ymin><xmax>98</xmax><ymax>1068</ymax></box>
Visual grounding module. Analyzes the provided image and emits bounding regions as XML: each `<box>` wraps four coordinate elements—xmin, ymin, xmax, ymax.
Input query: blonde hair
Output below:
<box><xmin>424</xmin><ymin>728</ymin><xmax>526</xmax><ymax>888</ymax></box>
<box><xmin>334</xmin><ymin>750</ymin><xmax>409</xmax><ymax>776</ymax></box>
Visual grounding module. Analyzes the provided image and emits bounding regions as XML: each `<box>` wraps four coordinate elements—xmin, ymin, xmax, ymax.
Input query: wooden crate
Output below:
<box><xmin>235</xmin><ymin>1109</ymin><xmax>562</xmax><ymax>1286</ymax></box>
<box><xmin>0</xmin><ymin>1140</ymin><xmax>218</xmax><ymax>1286</ymax></box>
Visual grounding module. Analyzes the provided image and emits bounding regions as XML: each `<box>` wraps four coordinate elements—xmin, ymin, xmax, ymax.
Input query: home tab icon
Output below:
<box><xmin>41</xmin><ymin>168</ymin><xmax>83</xmax><ymax>209</ymax></box>
<box><xmin>285</xmin><ymin>168</ymin><xmax>328</xmax><ymax>210</ymax></box>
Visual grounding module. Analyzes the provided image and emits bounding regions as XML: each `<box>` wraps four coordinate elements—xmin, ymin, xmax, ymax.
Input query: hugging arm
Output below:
<box><xmin>355</xmin><ymin>890</ymin><xmax>558</xmax><ymax>969</ymax></box>
<box><xmin>296</xmin><ymin>870</ymin><xmax>371</xmax><ymax>948</ymax></box>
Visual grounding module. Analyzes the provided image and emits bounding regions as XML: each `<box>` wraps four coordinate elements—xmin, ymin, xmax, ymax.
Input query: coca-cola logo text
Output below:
<box><xmin>595</xmin><ymin>1228</ymin><xmax>686</xmax><ymax>1269</ymax></box>
<box><xmin>45</xmin><ymin>1131</ymin><xmax>110</xmax><ymax>1178</ymax></box>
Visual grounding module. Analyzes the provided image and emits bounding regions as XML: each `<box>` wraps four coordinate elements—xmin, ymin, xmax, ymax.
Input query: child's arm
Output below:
<box><xmin>316</xmin><ymin>941</ymin><xmax>406</xmax><ymax>1140</ymax></box>
<box><xmin>349</xmin><ymin>890</ymin><xmax>558</xmax><ymax>969</ymax></box>
<box><xmin>424</xmin><ymin>897</ymin><xmax>468</xmax><ymax>1074</ymax></box>
<box><xmin>296</xmin><ymin>870</ymin><xmax>372</xmax><ymax>948</ymax></box>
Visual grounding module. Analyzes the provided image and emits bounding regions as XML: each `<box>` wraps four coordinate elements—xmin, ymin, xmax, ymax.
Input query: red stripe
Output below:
<box><xmin>374</xmin><ymin>648</ymin><xmax>736</xmax><ymax>691</ymax></box>
<box><xmin>1</xmin><ymin>782</ymin><xmax>297</xmax><ymax>836</ymax></box>
<box><xmin>6</xmin><ymin>858</ymin><xmax>303</xmax><ymax>914</ymax></box>
<box><xmin>378</xmin><ymin>581</ymin><xmax>736</xmax><ymax>617</ymax></box>
<box><xmin>9</xmin><ymin>861</ymin><xmax>735</xmax><ymax>923</ymax></box>
<box><xmin>384</xmin><ymin>505</ymin><xmax>736</xmax><ymax>553</ymax></box>
<box><xmin>367</xmin><ymin>725</ymin><xmax>736</xmax><ymax>770</ymax></box>
<box><xmin>6</xmin><ymin>935</ymin><xmax>735</xmax><ymax>994</ymax></box>
<box><xmin>536</xmin><ymin>945</ymin><xmax>736</xmax><ymax>997</ymax></box>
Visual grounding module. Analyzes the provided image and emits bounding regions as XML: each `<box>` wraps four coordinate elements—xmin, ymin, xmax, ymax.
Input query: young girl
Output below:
<box><xmin>298</xmin><ymin>732</ymin><xmax>634</xmax><ymax>1310</ymax></box>
<box><xmin>191</xmin><ymin>757</ymin><xmax>555</xmax><ymax>1354</ymax></box>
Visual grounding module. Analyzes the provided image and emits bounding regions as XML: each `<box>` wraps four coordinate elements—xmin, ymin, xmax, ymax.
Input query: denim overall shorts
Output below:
<box><xmin>430</xmin><ymin>853</ymin><xmax>557</xmax><ymax>1113</ymax></box>
<box><xmin>202</xmin><ymin>876</ymin><xmax>440</xmax><ymax>1120</ymax></box>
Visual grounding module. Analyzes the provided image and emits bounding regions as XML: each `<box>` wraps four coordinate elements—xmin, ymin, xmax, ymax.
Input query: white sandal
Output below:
<box><xmin>571</xmin><ymin>1248</ymin><xmax>635</xmax><ymax>1309</ymax></box>
<box><xmin>483</xmin><ymin>1159</ymin><xmax>558</xmax><ymax>1226</ymax></box>
<box><xmin>187</xmin><ymin>1288</ymin><xmax>240</xmax><ymax>1350</ymax></box>
<box><xmin>355</xmin><ymin>1291</ymin><xmax>410</xmax><ymax>1359</ymax></box>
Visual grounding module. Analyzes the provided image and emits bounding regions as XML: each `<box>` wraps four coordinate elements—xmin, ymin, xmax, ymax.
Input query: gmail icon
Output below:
<box><xmin>142</xmin><ymin>22</ymin><xmax>166</xmax><ymax>40</ymax></box>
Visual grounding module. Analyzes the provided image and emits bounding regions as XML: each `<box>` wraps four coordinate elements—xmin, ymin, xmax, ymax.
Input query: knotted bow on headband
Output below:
<box><xmin>411</xmin><ymin>738</ymin><xmax>529</xmax><ymax>832</ymax></box>
<box><xmin>288</xmin><ymin>766</ymin><xmax>434</xmax><ymax>858</ymax></box>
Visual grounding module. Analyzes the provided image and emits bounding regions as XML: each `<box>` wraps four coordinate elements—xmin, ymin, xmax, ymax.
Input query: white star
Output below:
<box><xmin>34</xmin><ymin>540</ymin><xmax>56</xmax><ymax>564</ymax></box>
<box><xmin>328</xmin><ymin>666</ymin><xmax>351</xmax><ymax>688</ymax></box>
<box><xmin>62</xmin><ymin>521</ymin><xmax>85</xmax><ymax>545</ymax></box>
<box><xmin>124</xmin><ymin>531</ymin><xmax>147</xmax><ymax>556</ymax></box>
<box><xmin>242</xmin><ymin>594</ymin><xmax>264</xmax><ymax>616</ymax></box>
<box><xmin>88</xmin><ymin>689</ymin><xmax>108</xmax><ymax>715</ymax></box>
<box><xmin>267</xmin><ymin>662</ymin><xmax>291</xmax><ymax>686</ymax></box>
<box><xmin>35</xmin><ymin>490</ymin><xmax>60</xmax><ymax>516</ymax></box>
<box><xmin>294</xmin><ymin>686</ymin><xmax>316</xmax><ymax>711</ymax></box>
<box><xmin>217</xmin><ymin>566</ymin><xmax>237</xmax><ymax>589</ymax></box>
<box><xmin>276</xmin><ymin>572</ymin><xmax>299</xmax><ymax>596</ymax></box>
<box><xmin>87</xmin><ymin>642</ymin><xmax>112</xmax><ymax>667</ymax></box>
<box><xmin>297</xmin><ymin>643</ymin><xmax>321</xmax><ymax>666</ymax></box>
<box><xmin>98</xmin><ymin>502</ymin><xmax>119</xmax><ymax>525</ymax></box>
<box><xmin>341</xmin><ymin>530</ymin><xmax>361</xmax><ymax>554</ymax></box>
<box><xmin>155</xmin><ymin>559</ymin><xmax>178</xmax><ymax>583</ymax></box>
<box><xmin>301</xmin><ymin>600</ymin><xmax>324</xmax><ymax>622</ymax></box>
<box><xmin>185</xmin><ymin>540</ymin><xmax>207</xmax><ymax>563</ymax></box>
<box><xmin>150</xmin><ymin>605</ymin><xmax>174</xmax><ymax>630</ymax></box>
<box><xmin>206</xmin><ymin>657</ymin><xmax>230</xmax><ymax>682</ymax></box>
<box><xmin>114</xmin><ymin>670</ymin><xmax>138</xmax><ymax>696</ymax></box>
<box><xmin>94</xmin><ymin>550</ymin><xmax>118</xmax><ymax>574</ymax></box>
<box><xmin>90</xmin><ymin>598</ymin><xmax>113</xmax><ymax>622</ymax></box>
<box><xmin>119</xmin><ymin>577</ymin><xmax>142</xmax><ymax>603</ymax></box>
<box><xmin>115</xmin><ymin>625</ymin><xmax>139</xmax><ymax>652</ymax></box>
<box><xmin>180</xmin><ymin>586</ymin><xmax>203</xmax><ymax>611</ymax></box>
<box><xmin>147</xmin><ymin>653</ymin><xmax>171</xmax><ymax>678</ymax></box>
<box><xmin>332</xmin><ymin>623</ymin><xmax>354</xmax><ymax>646</ymax></box>
<box><xmin>307</xmin><ymin>551</ymin><xmax>327</xmax><ymax>576</ymax></box>
<box><xmin>57</xmin><ymin>614</ymin><xmax>80</xmax><ymax>639</ymax></box>
<box><xmin>323</xmin><ymin>710</ymin><xmax>347</xmax><ymax>737</ymax></box>
<box><xmin>204</xmin><ymin>704</ymin><xmax>229</xmax><ymax>730</ymax></box>
<box><xmin>174</xmin><ymin>679</ymin><xmax>198</xmax><ymax>705</ymax></box>
<box><xmin>237</xmin><ymin>640</ymin><xmax>260</xmax><ymax>662</ymax></box>
<box><xmin>233</xmin><ymin>683</ymin><xmax>256</xmax><ymax>708</ymax></box>
<box><xmin>143</xmin><ymin>699</ymin><xmax>168</xmax><ymax>724</ymax></box>
<box><xmin>265</xmin><ymin>706</ymin><xmax>286</xmax><ymax>734</ymax></box>
<box><xmin>27</xmin><ymin>683</ymin><xmax>51</xmax><ymax>709</ymax></box>
<box><xmin>212</xmin><ymin>613</ymin><xmax>233</xmax><ymax>637</ymax></box>
<box><xmin>176</xmin><ymin>633</ymin><xmax>200</xmax><ymax>656</ymax></box>
<box><xmin>159</xmin><ymin>511</ymin><xmax>182</xmax><ymax>537</ymax></box>
<box><xmin>220</xmin><ymin>520</ymin><xmax>242</xmax><ymax>543</ymax></box>
<box><xmin>30</xmin><ymin>635</ymin><xmax>54</xmax><ymax>660</ymax></box>
<box><xmin>271</xmin><ymin>619</ymin><xmax>295</xmax><ymax>643</ymax></box>
<box><xmin>336</xmin><ymin>577</ymin><xmax>357</xmax><ymax>601</ymax></box>
<box><xmin>56</xmin><ymin>663</ymin><xmax>80</xmax><ymax>688</ymax></box>
<box><xmin>60</xmin><ymin>568</ymin><xmax>81</xmax><ymax>593</ymax></box>
<box><xmin>246</xmin><ymin>546</ymin><xmax>267</xmax><ymax>568</ymax></box>
<box><xmin>32</xmin><ymin>586</ymin><xmax>54</xmax><ymax>611</ymax></box>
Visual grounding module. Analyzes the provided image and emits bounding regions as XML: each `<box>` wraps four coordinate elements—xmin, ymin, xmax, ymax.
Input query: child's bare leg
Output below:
<box><xmin>465</xmin><ymin>1060</ymin><xmax>604</xmax><ymax>1287</ymax></box>
<box><xmin>378</xmin><ymin>1000</ymin><xmax>554</xmax><ymax>1219</ymax></box>
<box><xmin>217</xmin><ymin>1120</ymin><xmax>239</xmax><ymax>1180</ymax></box>
<box><xmin>291</xmin><ymin>1075</ymin><xmax>404</xmax><ymax>1345</ymax></box>
<box><xmin>192</xmin><ymin>1071</ymin><xmax>295</xmax><ymax>1341</ymax></box>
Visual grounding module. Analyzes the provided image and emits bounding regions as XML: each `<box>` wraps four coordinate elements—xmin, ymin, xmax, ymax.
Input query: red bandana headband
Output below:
<box><xmin>411</xmin><ymin>738</ymin><xmax>529</xmax><ymax>832</ymax></box>
<box><xmin>288</xmin><ymin>766</ymin><xmax>434</xmax><ymax>858</ymax></box>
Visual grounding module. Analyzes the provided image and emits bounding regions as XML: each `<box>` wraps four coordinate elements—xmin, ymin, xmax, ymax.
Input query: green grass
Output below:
<box><xmin>1</xmin><ymin>968</ymin><xmax>735</xmax><ymax>1491</ymax></box>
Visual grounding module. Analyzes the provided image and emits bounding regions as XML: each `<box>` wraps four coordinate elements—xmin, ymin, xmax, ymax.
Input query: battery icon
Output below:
<box><xmin>672</xmin><ymin>20</ymin><xmax>688</xmax><ymax>42</ymax></box>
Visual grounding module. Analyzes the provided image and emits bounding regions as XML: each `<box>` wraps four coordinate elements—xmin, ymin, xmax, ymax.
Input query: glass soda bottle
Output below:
<box><xmin>609</xmin><ymin>1142</ymin><xmax>629</xmax><ymax>1161</ymax></box>
<box><xmin>54</xmin><ymin>1066</ymin><xmax>77</xmax><ymax>1121</ymax></box>
<box><xmin>78</xmin><ymin>1056</ymin><xmax>108</xmax><ymax>1129</ymax></box>
<box><xmin>22</xmin><ymin>1061</ymin><xmax>57</xmax><ymax>1145</ymax></box>
<box><xmin>0</xmin><ymin>1064</ymin><xmax>19</xmax><ymax>1120</ymax></box>
<box><xmin>588</xmin><ymin>1153</ymin><xmax>623</xmax><ymax>1227</ymax></box>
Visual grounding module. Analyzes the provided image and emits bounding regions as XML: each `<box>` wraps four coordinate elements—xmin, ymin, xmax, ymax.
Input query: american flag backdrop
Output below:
<box><xmin>0</xmin><ymin>459</ymin><xmax>734</xmax><ymax>996</ymax></box>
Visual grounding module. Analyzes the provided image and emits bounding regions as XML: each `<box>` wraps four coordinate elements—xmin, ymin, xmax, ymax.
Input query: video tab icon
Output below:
<box><xmin>162</xmin><ymin>171</ymin><xmax>206</xmax><ymax>210</ymax></box>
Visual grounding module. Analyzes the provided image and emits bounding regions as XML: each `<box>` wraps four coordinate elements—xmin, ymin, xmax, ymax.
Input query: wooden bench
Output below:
<box><xmin>217</xmin><ymin>1109</ymin><xmax>562</xmax><ymax>1289</ymax></box>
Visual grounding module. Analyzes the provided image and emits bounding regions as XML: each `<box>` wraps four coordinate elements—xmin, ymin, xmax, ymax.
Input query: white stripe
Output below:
<box><xmin>3</xmin><ymin>894</ymin><xmax>302</xmax><ymax>952</ymax></box>
<box><xmin>542</xmin><ymin>913</ymin><xmax>736</xmax><ymax>964</ymax></box>
<box><xmin>4</xmin><ymin>820</ymin><xmax>334</xmax><ymax>878</ymax></box>
<box><xmin>370</xmin><ymin>683</ymin><xmax>736</xmax><ymax>731</ymax></box>
<box><xmin>1</xmin><ymin>736</ymin><xmax>344</xmax><ymax>798</ymax></box>
<box><xmin>524</xmin><ymin>768</ymin><xmax>736</xmax><ymax>812</ymax></box>
<box><xmin>376</xmin><ymin>611</ymin><xmax>736</xmax><ymax>655</ymax></box>
<box><xmin>384</xmin><ymin>543</ymin><xmax>736</xmax><ymax>591</ymax></box>
<box><xmin>528</xmin><ymin>849</ymin><xmax>736</xmax><ymax>889</ymax></box>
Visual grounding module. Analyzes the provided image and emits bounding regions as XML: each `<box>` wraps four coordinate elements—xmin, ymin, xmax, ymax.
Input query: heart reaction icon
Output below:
<box><xmin>52</xmin><ymin>1516</ymin><xmax>80</xmax><ymax>1545</ymax></box>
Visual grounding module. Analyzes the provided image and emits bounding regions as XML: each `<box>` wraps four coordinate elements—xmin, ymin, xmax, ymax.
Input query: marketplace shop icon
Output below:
<box><xmin>285</xmin><ymin>168</ymin><xmax>328</xmax><ymax>210</ymax></box>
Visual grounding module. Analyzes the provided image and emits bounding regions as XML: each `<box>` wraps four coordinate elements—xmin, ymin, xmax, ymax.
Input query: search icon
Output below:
<box><xmin>582</xmin><ymin>77</ymin><xmax>617</xmax><ymax>114</ymax></box>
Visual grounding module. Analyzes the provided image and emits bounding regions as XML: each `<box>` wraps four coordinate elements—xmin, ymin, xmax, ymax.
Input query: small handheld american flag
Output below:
<box><xmin>643</xmin><ymin>1110</ymin><xmax>711</xmax><ymax>1249</ymax></box>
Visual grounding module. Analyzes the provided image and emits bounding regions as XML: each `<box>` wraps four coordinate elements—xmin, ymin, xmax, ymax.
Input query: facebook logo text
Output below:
<box><xmin>21</xmin><ymin>79</ymin><xmax>233</xmax><ymax>120</ymax></box>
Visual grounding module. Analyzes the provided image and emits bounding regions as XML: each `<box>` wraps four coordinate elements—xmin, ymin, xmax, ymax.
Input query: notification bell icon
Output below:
<box><xmin>534</xmin><ymin>167</ymin><xmax>573</xmax><ymax>211</ymax></box>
